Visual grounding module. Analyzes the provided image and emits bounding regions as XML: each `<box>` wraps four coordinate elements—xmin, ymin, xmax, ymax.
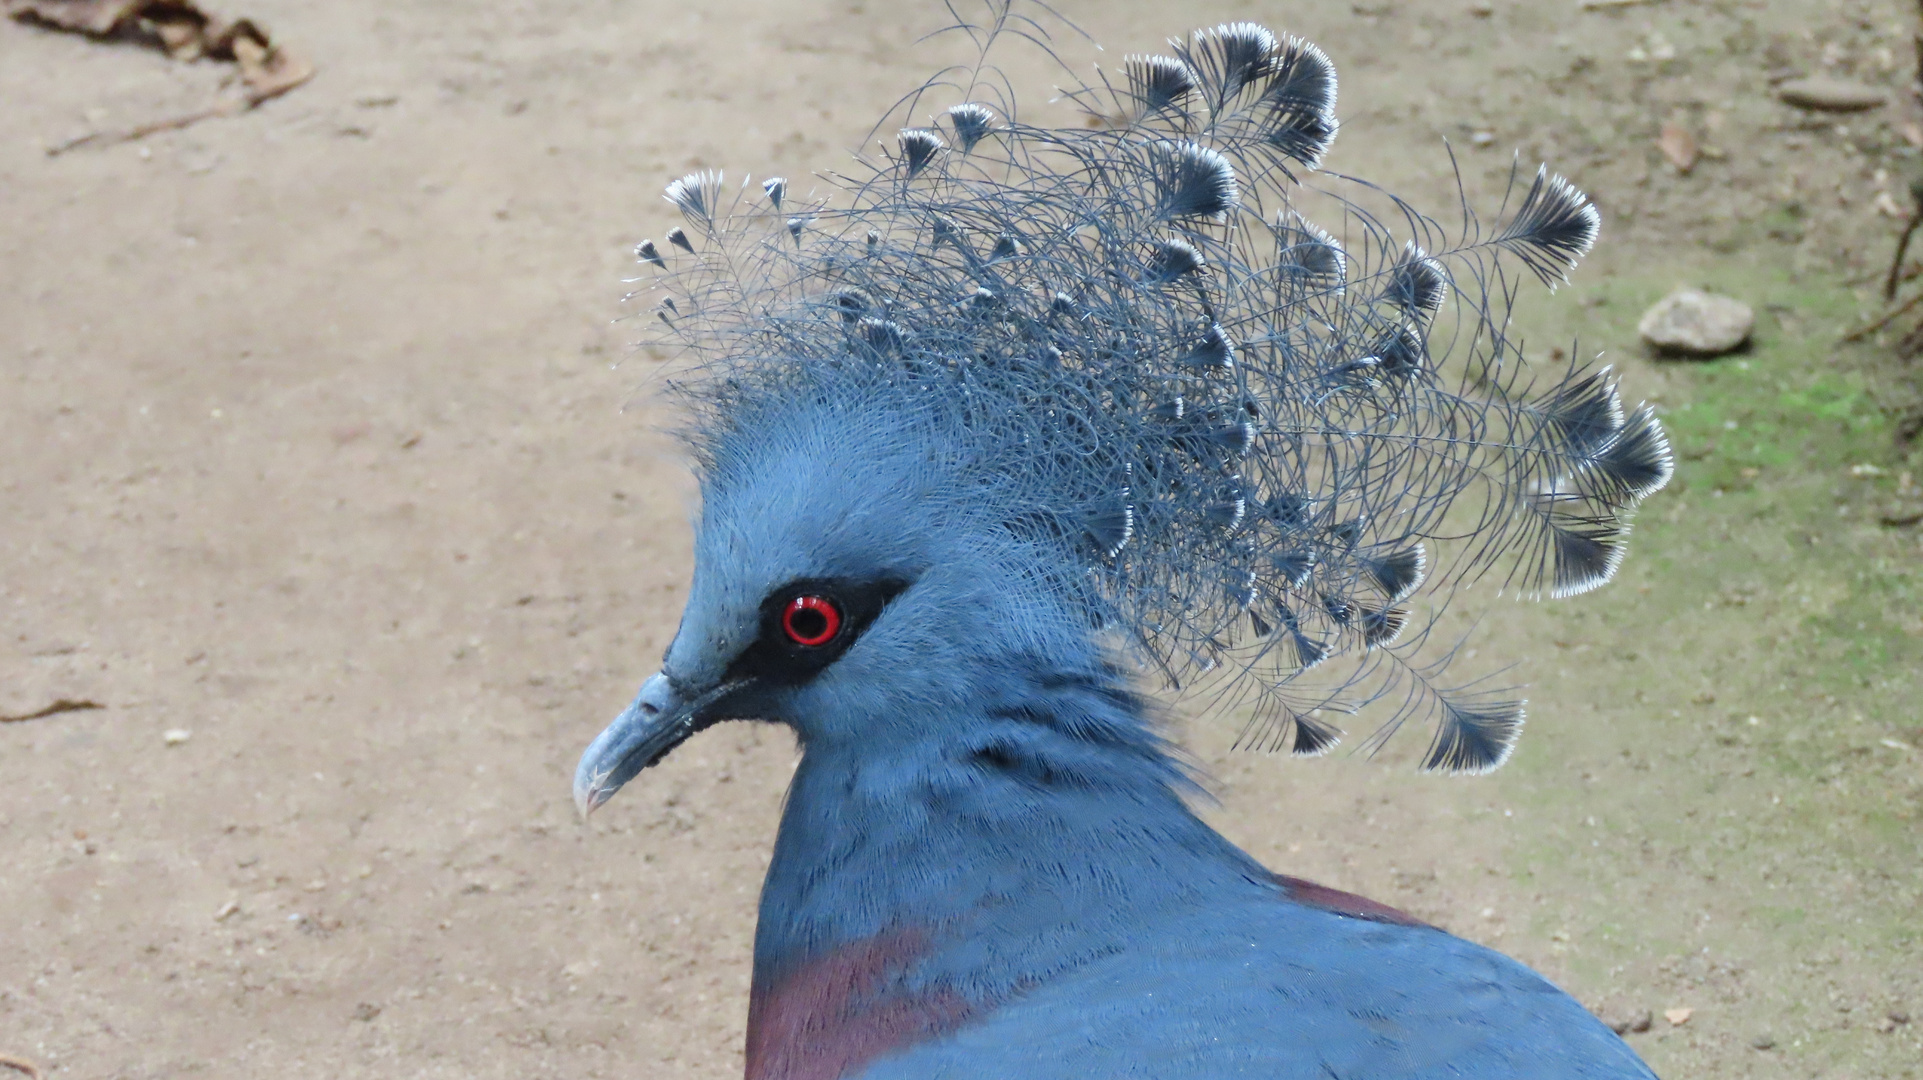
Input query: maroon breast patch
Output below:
<box><xmin>745</xmin><ymin>929</ymin><xmax>978</xmax><ymax>1080</ymax></box>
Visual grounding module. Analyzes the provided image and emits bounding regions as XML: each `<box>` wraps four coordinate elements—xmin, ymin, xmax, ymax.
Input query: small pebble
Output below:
<box><xmin>1468</xmin><ymin>1</ymin><xmax>1494</xmax><ymax>14</ymax></box>
<box><xmin>1470</xmin><ymin>130</ymin><xmax>1495</xmax><ymax>147</ymax></box>
<box><xmin>1777</xmin><ymin>77</ymin><xmax>1887</xmax><ymax>113</ymax></box>
<box><xmin>1638</xmin><ymin>289</ymin><xmax>1754</xmax><ymax>357</ymax></box>
<box><xmin>163</xmin><ymin>728</ymin><xmax>192</xmax><ymax>746</ymax></box>
<box><xmin>1750</xmin><ymin>1033</ymin><xmax>1775</xmax><ymax>1050</ymax></box>
<box><xmin>1607</xmin><ymin>1009</ymin><xmax>1654</xmax><ymax>1034</ymax></box>
<box><xmin>1665</xmin><ymin>1006</ymin><xmax>1694</xmax><ymax>1026</ymax></box>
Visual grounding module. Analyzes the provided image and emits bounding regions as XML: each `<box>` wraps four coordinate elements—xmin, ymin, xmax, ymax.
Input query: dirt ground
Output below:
<box><xmin>2</xmin><ymin>0</ymin><xmax>1919</xmax><ymax>1077</ymax></box>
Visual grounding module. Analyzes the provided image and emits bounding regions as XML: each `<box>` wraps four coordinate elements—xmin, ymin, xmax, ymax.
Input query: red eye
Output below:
<box><xmin>782</xmin><ymin>595</ymin><xmax>842</xmax><ymax>647</ymax></box>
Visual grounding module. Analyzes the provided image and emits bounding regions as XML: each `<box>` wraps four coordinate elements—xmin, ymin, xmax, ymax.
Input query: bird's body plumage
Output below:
<box><xmin>746</xmin><ymin>653</ymin><xmax>1653</xmax><ymax>1079</ymax></box>
<box><xmin>572</xmin><ymin>8</ymin><xmax>1669</xmax><ymax>1077</ymax></box>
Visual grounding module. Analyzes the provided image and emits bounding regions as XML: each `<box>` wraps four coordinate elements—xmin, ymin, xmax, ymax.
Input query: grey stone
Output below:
<box><xmin>1604</xmin><ymin>1008</ymin><xmax>1655</xmax><ymax>1034</ymax></box>
<box><xmin>1639</xmin><ymin>289</ymin><xmax>1754</xmax><ymax>357</ymax></box>
<box><xmin>1778</xmin><ymin>77</ymin><xmax>1887</xmax><ymax>113</ymax></box>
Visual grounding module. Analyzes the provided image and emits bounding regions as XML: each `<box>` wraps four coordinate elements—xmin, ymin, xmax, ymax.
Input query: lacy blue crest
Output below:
<box><xmin>621</xmin><ymin>4</ymin><xmax>1672</xmax><ymax>774</ymax></box>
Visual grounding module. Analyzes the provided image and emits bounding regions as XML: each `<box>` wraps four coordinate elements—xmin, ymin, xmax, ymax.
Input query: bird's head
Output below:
<box><xmin>573</xmin><ymin>375</ymin><xmax>1098</xmax><ymax>816</ymax></box>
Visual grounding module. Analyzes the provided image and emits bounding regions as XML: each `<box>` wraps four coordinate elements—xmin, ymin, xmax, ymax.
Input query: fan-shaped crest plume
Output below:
<box><xmin>1251</xmin><ymin>34</ymin><xmax>1340</xmax><ymax>166</ymax></box>
<box><xmin>1143</xmin><ymin>238</ymin><xmax>1205</xmax><ymax>284</ymax></box>
<box><xmin>1497</xmin><ymin>166</ymin><xmax>1603</xmax><ymax>289</ymax></box>
<box><xmin>1286</xmin><ymin>709</ymin><xmax>1344</xmax><ymax>756</ymax></box>
<box><xmin>664</xmin><ymin>170</ymin><xmax>725</xmax><ymax>224</ymax></box>
<box><xmin>1387</xmin><ymin>244</ymin><xmax>1450</xmax><ymax>320</ymax></box>
<box><xmin>1364</xmin><ymin>546</ymin><xmax>1426</xmax><ymax>602</ymax></box>
<box><xmin>1148</xmin><ymin>141</ymin><xmax>1238</xmax><ymax>221</ymax></box>
<box><xmin>1181</xmin><ymin>323</ymin><xmax>1236</xmax><ymax>371</ymax></box>
<box><xmin>1421</xmin><ymin>696</ymin><xmax>1525</xmax><ymax>774</ymax></box>
<box><xmin>623</xmin><ymin>5</ymin><xmax>1670</xmax><ymax>774</ymax></box>
<box><xmin>1123</xmin><ymin>54</ymin><xmax>1197</xmax><ymax>118</ymax></box>
<box><xmin>898</xmin><ymin>128</ymin><xmax>947</xmax><ymax>177</ymax></box>
<box><xmin>946</xmin><ymin>102</ymin><xmax>1000</xmax><ymax>150</ymax></box>
<box><xmin>1274</xmin><ymin>213</ymin><xmax>1346</xmax><ymax>288</ymax></box>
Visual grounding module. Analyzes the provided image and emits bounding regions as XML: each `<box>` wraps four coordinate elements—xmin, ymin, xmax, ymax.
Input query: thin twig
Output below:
<box><xmin>1841</xmin><ymin>291</ymin><xmax>1923</xmax><ymax>342</ymax></box>
<box><xmin>1580</xmin><ymin>0</ymin><xmax>1664</xmax><ymax>10</ymax></box>
<box><xmin>1915</xmin><ymin>0</ymin><xmax>1923</xmax><ymax>90</ymax></box>
<box><xmin>0</xmin><ymin>1054</ymin><xmax>44</xmax><ymax>1080</ymax></box>
<box><xmin>0</xmin><ymin>698</ymin><xmax>103</xmax><ymax>723</ymax></box>
<box><xmin>1885</xmin><ymin>211</ymin><xmax>1923</xmax><ymax>301</ymax></box>
<box><xmin>45</xmin><ymin>99</ymin><xmax>245</xmax><ymax>157</ymax></box>
<box><xmin>42</xmin><ymin>35</ymin><xmax>312</xmax><ymax>158</ymax></box>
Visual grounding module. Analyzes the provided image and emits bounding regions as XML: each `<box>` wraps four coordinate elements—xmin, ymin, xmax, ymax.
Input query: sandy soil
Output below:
<box><xmin>2</xmin><ymin>1</ymin><xmax>1919</xmax><ymax>1078</ymax></box>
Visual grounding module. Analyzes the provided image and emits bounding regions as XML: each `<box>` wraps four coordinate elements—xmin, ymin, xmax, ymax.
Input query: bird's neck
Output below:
<box><xmin>744</xmin><ymin>664</ymin><xmax>1267</xmax><ymax>1079</ymax></box>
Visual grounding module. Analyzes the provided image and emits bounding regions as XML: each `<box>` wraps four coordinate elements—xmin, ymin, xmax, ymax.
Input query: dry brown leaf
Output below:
<box><xmin>10</xmin><ymin>0</ymin><xmax>316</xmax><ymax>153</ymax></box>
<box><xmin>6</xmin><ymin>0</ymin><xmax>301</xmax><ymax>70</ymax></box>
<box><xmin>1657</xmin><ymin>122</ymin><xmax>1699</xmax><ymax>174</ymax></box>
<box><xmin>2</xmin><ymin>0</ymin><xmax>147</xmax><ymax>34</ymax></box>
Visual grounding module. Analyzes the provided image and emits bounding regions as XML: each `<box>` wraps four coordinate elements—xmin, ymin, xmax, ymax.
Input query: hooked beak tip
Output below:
<box><xmin>573</xmin><ymin>770</ymin><xmax>614</xmax><ymax>822</ymax></box>
<box><xmin>573</xmin><ymin>671</ymin><xmax>746</xmax><ymax>822</ymax></box>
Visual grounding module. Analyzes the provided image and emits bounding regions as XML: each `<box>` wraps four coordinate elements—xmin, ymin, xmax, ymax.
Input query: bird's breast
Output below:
<box><xmin>744</xmin><ymin>928</ymin><xmax>983</xmax><ymax>1080</ymax></box>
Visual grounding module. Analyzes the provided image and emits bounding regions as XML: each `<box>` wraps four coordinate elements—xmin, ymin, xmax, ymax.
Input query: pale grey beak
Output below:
<box><xmin>573</xmin><ymin>671</ymin><xmax>748</xmax><ymax>818</ymax></box>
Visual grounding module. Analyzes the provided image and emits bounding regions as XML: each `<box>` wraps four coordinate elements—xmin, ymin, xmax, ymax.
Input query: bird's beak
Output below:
<box><xmin>573</xmin><ymin>671</ymin><xmax>749</xmax><ymax>818</ymax></box>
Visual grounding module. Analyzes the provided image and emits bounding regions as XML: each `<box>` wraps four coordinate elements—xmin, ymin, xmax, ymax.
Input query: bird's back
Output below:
<box><xmin>866</xmin><ymin>894</ymin><xmax>1654</xmax><ymax>1079</ymax></box>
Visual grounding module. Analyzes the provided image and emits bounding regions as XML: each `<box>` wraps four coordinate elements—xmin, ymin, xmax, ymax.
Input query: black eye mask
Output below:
<box><xmin>724</xmin><ymin>576</ymin><xmax>911</xmax><ymax>686</ymax></box>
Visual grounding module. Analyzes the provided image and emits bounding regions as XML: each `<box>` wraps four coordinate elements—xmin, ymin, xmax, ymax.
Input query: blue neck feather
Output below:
<box><xmin>753</xmin><ymin>653</ymin><xmax>1266</xmax><ymax>997</ymax></box>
